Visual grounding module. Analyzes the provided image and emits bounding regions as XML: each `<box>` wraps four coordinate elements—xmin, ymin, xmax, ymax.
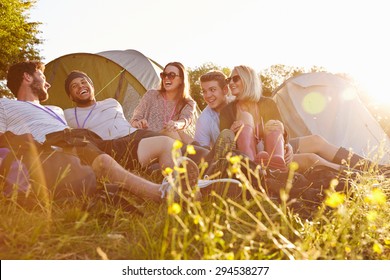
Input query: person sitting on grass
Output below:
<box><xmin>63</xmin><ymin>70</ymin><xmax>183</xmax><ymax>173</ymax></box>
<box><xmin>1</xmin><ymin>61</ymin><xmax>201</xmax><ymax>202</ymax></box>
<box><xmin>62</xmin><ymin>70</ymin><xmax>241</xmax><ymax>189</ymax></box>
<box><xmin>220</xmin><ymin>65</ymin><xmax>389</xmax><ymax>174</ymax></box>
<box><xmin>130</xmin><ymin>62</ymin><xmax>197</xmax><ymax>145</ymax></box>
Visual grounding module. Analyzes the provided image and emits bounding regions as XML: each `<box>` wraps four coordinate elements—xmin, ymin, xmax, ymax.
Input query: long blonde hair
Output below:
<box><xmin>233</xmin><ymin>65</ymin><xmax>262</xmax><ymax>103</ymax></box>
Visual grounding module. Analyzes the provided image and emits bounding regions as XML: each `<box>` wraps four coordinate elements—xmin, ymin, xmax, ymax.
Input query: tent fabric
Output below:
<box><xmin>272</xmin><ymin>72</ymin><xmax>390</xmax><ymax>163</ymax></box>
<box><xmin>44</xmin><ymin>49</ymin><xmax>163</xmax><ymax>120</ymax></box>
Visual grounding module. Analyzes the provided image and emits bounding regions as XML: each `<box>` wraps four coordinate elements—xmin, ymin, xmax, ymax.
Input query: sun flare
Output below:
<box><xmin>356</xmin><ymin>73</ymin><xmax>390</xmax><ymax>106</ymax></box>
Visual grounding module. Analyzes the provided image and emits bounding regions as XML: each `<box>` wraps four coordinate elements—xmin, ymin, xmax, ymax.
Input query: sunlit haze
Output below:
<box><xmin>30</xmin><ymin>0</ymin><xmax>390</xmax><ymax>105</ymax></box>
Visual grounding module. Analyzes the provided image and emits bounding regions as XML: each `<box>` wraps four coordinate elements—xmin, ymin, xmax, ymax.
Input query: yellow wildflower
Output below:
<box><xmin>325</xmin><ymin>192</ymin><xmax>345</xmax><ymax>208</ymax></box>
<box><xmin>368</xmin><ymin>225</ymin><xmax>377</xmax><ymax>231</ymax></box>
<box><xmin>193</xmin><ymin>215</ymin><xmax>201</xmax><ymax>225</ymax></box>
<box><xmin>289</xmin><ymin>161</ymin><xmax>299</xmax><ymax>171</ymax></box>
<box><xmin>366</xmin><ymin>210</ymin><xmax>378</xmax><ymax>222</ymax></box>
<box><xmin>229</xmin><ymin>166</ymin><xmax>240</xmax><ymax>174</ymax></box>
<box><xmin>373</xmin><ymin>243</ymin><xmax>383</xmax><ymax>254</ymax></box>
<box><xmin>186</xmin><ymin>145</ymin><xmax>196</xmax><ymax>155</ymax></box>
<box><xmin>226</xmin><ymin>252</ymin><xmax>235</xmax><ymax>260</ymax></box>
<box><xmin>163</xmin><ymin>167</ymin><xmax>173</xmax><ymax>176</ymax></box>
<box><xmin>173</xmin><ymin>140</ymin><xmax>183</xmax><ymax>150</ymax></box>
<box><xmin>365</xmin><ymin>188</ymin><xmax>386</xmax><ymax>205</ymax></box>
<box><xmin>168</xmin><ymin>203</ymin><xmax>181</xmax><ymax>215</ymax></box>
<box><xmin>345</xmin><ymin>246</ymin><xmax>351</xmax><ymax>253</ymax></box>
<box><xmin>229</xmin><ymin>155</ymin><xmax>241</xmax><ymax>164</ymax></box>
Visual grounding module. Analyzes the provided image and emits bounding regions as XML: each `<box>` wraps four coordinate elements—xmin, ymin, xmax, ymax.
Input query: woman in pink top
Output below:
<box><xmin>131</xmin><ymin>62</ymin><xmax>197</xmax><ymax>144</ymax></box>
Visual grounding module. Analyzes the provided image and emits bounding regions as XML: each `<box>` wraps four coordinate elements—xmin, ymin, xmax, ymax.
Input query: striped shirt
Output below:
<box><xmin>0</xmin><ymin>98</ymin><xmax>68</xmax><ymax>143</ymax></box>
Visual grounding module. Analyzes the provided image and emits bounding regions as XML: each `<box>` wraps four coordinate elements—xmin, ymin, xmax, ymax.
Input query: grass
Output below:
<box><xmin>1</xmin><ymin>147</ymin><xmax>390</xmax><ymax>260</ymax></box>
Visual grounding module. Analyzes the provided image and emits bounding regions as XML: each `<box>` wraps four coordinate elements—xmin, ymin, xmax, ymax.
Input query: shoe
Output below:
<box><xmin>160</xmin><ymin>178</ymin><xmax>176</xmax><ymax>200</ymax></box>
<box><xmin>199</xmin><ymin>176</ymin><xmax>243</xmax><ymax>198</ymax></box>
<box><xmin>204</xmin><ymin>158</ymin><xmax>229</xmax><ymax>178</ymax></box>
<box><xmin>212</xmin><ymin>129</ymin><xmax>236</xmax><ymax>162</ymax></box>
<box><xmin>255</xmin><ymin>151</ymin><xmax>269</xmax><ymax>166</ymax></box>
<box><xmin>264</xmin><ymin>129</ymin><xmax>287</xmax><ymax>172</ymax></box>
<box><xmin>267</xmin><ymin>168</ymin><xmax>289</xmax><ymax>182</ymax></box>
<box><xmin>198</xmin><ymin>177</ymin><xmax>242</xmax><ymax>188</ymax></box>
<box><xmin>159</xmin><ymin>156</ymin><xmax>199</xmax><ymax>201</ymax></box>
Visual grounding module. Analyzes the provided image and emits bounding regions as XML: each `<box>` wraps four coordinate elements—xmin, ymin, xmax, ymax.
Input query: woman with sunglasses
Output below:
<box><xmin>220</xmin><ymin>65</ymin><xmax>291</xmax><ymax>171</ymax></box>
<box><xmin>131</xmin><ymin>62</ymin><xmax>197</xmax><ymax>144</ymax></box>
<box><xmin>220</xmin><ymin>65</ymin><xmax>386</xmax><ymax>175</ymax></box>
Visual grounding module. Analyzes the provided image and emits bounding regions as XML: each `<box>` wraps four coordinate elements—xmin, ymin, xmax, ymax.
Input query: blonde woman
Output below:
<box><xmin>220</xmin><ymin>65</ymin><xmax>365</xmax><ymax>174</ymax></box>
<box><xmin>220</xmin><ymin>65</ymin><xmax>290</xmax><ymax>171</ymax></box>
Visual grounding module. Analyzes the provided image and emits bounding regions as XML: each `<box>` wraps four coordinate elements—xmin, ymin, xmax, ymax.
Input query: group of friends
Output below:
<box><xmin>0</xmin><ymin>60</ymin><xmax>388</xmax><ymax>204</ymax></box>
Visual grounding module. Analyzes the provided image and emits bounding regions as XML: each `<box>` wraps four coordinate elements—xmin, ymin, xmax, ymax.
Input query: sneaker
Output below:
<box><xmin>212</xmin><ymin>129</ymin><xmax>236</xmax><ymax>162</ymax></box>
<box><xmin>199</xmin><ymin>176</ymin><xmax>243</xmax><ymax>198</ymax></box>
<box><xmin>198</xmin><ymin>177</ymin><xmax>242</xmax><ymax>189</ymax></box>
<box><xmin>159</xmin><ymin>178</ymin><xmax>176</xmax><ymax>200</ymax></box>
<box><xmin>159</xmin><ymin>156</ymin><xmax>199</xmax><ymax>200</ymax></box>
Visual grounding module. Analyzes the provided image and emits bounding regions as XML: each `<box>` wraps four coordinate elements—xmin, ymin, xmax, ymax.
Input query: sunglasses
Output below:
<box><xmin>226</xmin><ymin>75</ymin><xmax>241</xmax><ymax>84</ymax></box>
<box><xmin>160</xmin><ymin>72</ymin><xmax>181</xmax><ymax>80</ymax></box>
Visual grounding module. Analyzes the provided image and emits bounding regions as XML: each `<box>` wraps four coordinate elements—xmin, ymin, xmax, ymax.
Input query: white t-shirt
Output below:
<box><xmin>0</xmin><ymin>98</ymin><xmax>68</xmax><ymax>143</ymax></box>
<box><xmin>193</xmin><ymin>105</ymin><xmax>220</xmax><ymax>148</ymax></box>
<box><xmin>64</xmin><ymin>98</ymin><xmax>137</xmax><ymax>140</ymax></box>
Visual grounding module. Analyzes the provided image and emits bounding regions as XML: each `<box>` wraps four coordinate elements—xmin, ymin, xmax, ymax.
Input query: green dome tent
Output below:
<box><xmin>43</xmin><ymin>49</ymin><xmax>163</xmax><ymax>120</ymax></box>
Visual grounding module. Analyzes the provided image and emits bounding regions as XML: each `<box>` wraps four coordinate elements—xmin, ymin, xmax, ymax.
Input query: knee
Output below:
<box><xmin>92</xmin><ymin>154</ymin><xmax>115</xmax><ymax>175</ymax></box>
<box><xmin>163</xmin><ymin>136</ymin><xmax>175</xmax><ymax>150</ymax></box>
<box><xmin>264</xmin><ymin>120</ymin><xmax>284</xmax><ymax>133</ymax></box>
<box><xmin>310</xmin><ymin>134</ymin><xmax>326</xmax><ymax>147</ymax></box>
<box><xmin>237</xmin><ymin>111</ymin><xmax>254</xmax><ymax>127</ymax></box>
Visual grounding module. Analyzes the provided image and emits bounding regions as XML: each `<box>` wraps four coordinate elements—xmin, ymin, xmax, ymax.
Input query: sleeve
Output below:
<box><xmin>130</xmin><ymin>90</ymin><xmax>153</xmax><ymax>123</ymax></box>
<box><xmin>193</xmin><ymin>111</ymin><xmax>212</xmax><ymax>148</ymax></box>
<box><xmin>0</xmin><ymin>101</ymin><xmax>7</xmax><ymax>133</ymax></box>
<box><xmin>178</xmin><ymin>99</ymin><xmax>197</xmax><ymax>129</ymax></box>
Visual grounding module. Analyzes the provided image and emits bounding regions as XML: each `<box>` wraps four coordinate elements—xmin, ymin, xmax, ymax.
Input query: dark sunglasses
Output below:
<box><xmin>226</xmin><ymin>75</ymin><xmax>241</xmax><ymax>84</ymax></box>
<box><xmin>160</xmin><ymin>72</ymin><xmax>181</xmax><ymax>80</ymax></box>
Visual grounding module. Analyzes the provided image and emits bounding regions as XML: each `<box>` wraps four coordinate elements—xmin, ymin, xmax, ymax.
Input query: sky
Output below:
<box><xmin>29</xmin><ymin>0</ymin><xmax>390</xmax><ymax>104</ymax></box>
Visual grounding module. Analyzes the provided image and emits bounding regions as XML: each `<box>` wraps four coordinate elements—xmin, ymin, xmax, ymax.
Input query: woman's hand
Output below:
<box><xmin>230</xmin><ymin>120</ymin><xmax>244</xmax><ymax>133</ymax></box>
<box><xmin>164</xmin><ymin>120</ymin><xmax>179</xmax><ymax>131</ymax></box>
<box><xmin>132</xmin><ymin>119</ymin><xmax>149</xmax><ymax>129</ymax></box>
